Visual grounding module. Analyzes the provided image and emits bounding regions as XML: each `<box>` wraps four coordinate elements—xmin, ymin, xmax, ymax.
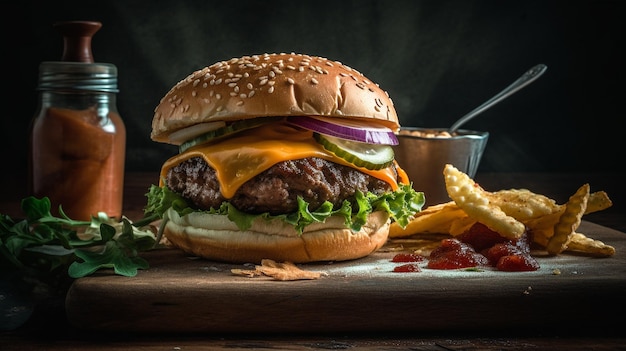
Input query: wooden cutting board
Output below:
<box><xmin>65</xmin><ymin>221</ymin><xmax>626</xmax><ymax>334</ymax></box>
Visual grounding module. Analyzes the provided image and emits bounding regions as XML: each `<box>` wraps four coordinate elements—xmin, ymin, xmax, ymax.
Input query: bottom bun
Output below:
<box><xmin>163</xmin><ymin>208</ymin><xmax>391</xmax><ymax>263</ymax></box>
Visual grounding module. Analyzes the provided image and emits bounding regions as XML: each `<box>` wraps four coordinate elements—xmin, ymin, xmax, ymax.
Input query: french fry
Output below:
<box><xmin>392</xmin><ymin>165</ymin><xmax>614</xmax><ymax>257</ymax></box>
<box><xmin>444</xmin><ymin>164</ymin><xmax>526</xmax><ymax>239</ymax></box>
<box><xmin>486</xmin><ymin>188</ymin><xmax>561</xmax><ymax>220</ymax></box>
<box><xmin>546</xmin><ymin>184</ymin><xmax>590</xmax><ymax>255</ymax></box>
<box><xmin>566</xmin><ymin>232</ymin><xmax>615</xmax><ymax>257</ymax></box>
<box><xmin>523</xmin><ymin>211</ymin><xmax>561</xmax><ymax>246</ymax></box>
<box><xmin>448</xmin><ymin>216</ymin><xmax>479</xmax><ymax>236</ymax></box>
<box><xmin>586</xmin><ymin>191</ymin><xmax>612</xmax><ymax>214</ymax></box>
<box><xmin>389</xmin><ymin>202</ymin><xmax>466</xmax><ymax>237</ymax></box>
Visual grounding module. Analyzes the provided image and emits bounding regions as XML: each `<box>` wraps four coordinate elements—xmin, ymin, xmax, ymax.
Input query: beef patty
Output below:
<box><xmin>166</xmin><ymin>157</ymin><xmax>394</xmax><ymax>214</ymax></box>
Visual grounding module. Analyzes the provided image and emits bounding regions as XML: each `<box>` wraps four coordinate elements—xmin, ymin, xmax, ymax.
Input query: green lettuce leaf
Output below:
<box><xmin>143</xmin><ymin>183</ymin><xmax>425</xmax><ymax>235</ymax></box>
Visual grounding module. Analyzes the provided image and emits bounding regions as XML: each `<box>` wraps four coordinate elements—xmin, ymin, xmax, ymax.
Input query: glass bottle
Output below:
<box><xmin>29</xmin><ymin>21</ymin><xmax>126</xmax><ymax>221</ymax></box>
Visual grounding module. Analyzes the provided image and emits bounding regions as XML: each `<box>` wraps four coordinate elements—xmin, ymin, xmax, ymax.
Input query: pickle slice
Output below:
<box><xmin>179</xmin><ymin>117</ymin><xmax>283</xmax><ymax>153</ymax></box>
<box><xmin>314</xmin><ymin>133</ymin><xmax>394</xmax><ymax>170</ymax></box>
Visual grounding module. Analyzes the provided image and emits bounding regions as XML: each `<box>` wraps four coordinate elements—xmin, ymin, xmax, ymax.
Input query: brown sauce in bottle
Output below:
<box><xmin>30</xmin><ymin>106</ymin><xmax>125</xmax><ymax>220</ymax></box>
<box><xmin>29</xmin><ymin>21</ymin><xmax>125</xmax><ymax>221</ymax></box>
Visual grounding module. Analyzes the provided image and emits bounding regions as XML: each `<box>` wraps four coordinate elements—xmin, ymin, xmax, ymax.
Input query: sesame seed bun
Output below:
<box><xmin>151</xmin><ymin>53</ymin><xmax>398</xmax><ymax>144</ymax></box>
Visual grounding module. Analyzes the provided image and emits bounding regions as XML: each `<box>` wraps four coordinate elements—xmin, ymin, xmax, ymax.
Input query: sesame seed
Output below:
<box><xmin>248</xmin><ymin>90</ymin><xmax>255</xmax><ymax>98</ymax></box>
<box><xmin>192</xmin><ymin>90</ymin><xmax>197</xmax><ymax>97</ymax></box>
<box><xmin>247</xmin><ymin>83</ymin><xmax>253</xmax><ymax>90</ymax></box>
<box><xmin>216</xmin><ymin>106</ymin><xmax>223</xmax><ymax>112</ymax></box>
<box><xmin>260</xmin><ymin>78</ymin><xmax>268</xmax><ymax>85</ymax></box>
<box><xmin>237</xmin><ymin>100</ymin><xmax>244</xmax><ymax>106</ymax></box>
<box><xmin>230</xmin><ymin>92</ymin><xmax>237</xmax><ymax>97</ymax></box>
<box><xmin>216</xmin><ymin>94</ymin><xmax>222</xmax><ymax>100</ymax></box>
<box><xmin>311</xmin><ymin>78</ymin><xmax>319</xmax><ymax>85</ymax></box>
<box><xmin>268</xmin><ymin>86</ymin><xmax>275</xmax><ymax>93</ymax></box>
<box><xmin>287</xmin><ymin>77</ymin><xmax>295</xmax><ymax>84</ymax></box>
<box><xmin>228</xmin><ymin>82</ymin><xmax>237</xmax><ymax>88</ymax></box>
<box><xmin>193</xmin><ymin>79</ymin><xmax>200</xmax><ymax>87</ymax></box>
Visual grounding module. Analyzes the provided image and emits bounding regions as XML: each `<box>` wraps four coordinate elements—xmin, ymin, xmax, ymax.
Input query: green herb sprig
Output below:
<box><xmin>0</xmin><ymin>196</ymin><xmax>157</xmax><ymax>279</ymax></box>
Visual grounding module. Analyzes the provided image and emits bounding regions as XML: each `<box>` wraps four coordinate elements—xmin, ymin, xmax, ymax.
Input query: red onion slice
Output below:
<box><xmin>288</xmin><ymin>116</ymin><xmax>399</xmax><ymax>145</ymax></box>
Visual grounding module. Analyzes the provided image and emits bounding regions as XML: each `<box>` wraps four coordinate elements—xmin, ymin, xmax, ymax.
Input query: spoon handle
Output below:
<box><xmin>449</xmin><ymin>64</ymin><xmax>548</xmax><ymax>134</ymax></box>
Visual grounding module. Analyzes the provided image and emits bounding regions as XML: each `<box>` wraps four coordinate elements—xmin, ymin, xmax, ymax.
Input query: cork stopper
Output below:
<box><xmin>53</xmin><ymin>21</ymin><xmax>102</xmax><ymax>63</ymax></box>
<box><xmin>38</xmin><ymin>21</ymin><xmax>118</xmax><ymax>93</ymax></box>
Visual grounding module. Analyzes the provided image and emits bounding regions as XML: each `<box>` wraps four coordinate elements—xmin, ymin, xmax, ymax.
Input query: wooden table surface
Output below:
<box><xmin>1</xmin><ymin>171</ymin><xmax>625</xmax><ymax>350</ymax></box>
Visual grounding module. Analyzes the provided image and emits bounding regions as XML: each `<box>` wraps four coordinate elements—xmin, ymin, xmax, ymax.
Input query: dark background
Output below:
<box><xmin>5</xmin><ymin>0</ymin><xmax>624</xmax><ymax>180</ymax></box>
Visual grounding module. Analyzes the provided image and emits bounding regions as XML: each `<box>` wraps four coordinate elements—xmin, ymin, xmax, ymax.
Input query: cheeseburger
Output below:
<box><xmin>144</xmin><ymin>53</ymin><xmax>424</xmax><ymax>263</ymax></box>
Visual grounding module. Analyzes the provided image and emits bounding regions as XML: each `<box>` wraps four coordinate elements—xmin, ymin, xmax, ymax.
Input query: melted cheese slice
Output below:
<box><xmin>160</xmin><ymin>122</ymin><xmax>408</xmax><ymax>198</ymax></box>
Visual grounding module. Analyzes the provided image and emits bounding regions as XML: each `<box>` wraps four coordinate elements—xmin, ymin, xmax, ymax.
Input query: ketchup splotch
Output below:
<box><xmin>393</xmin><ymin>263</ymin><xmax>421</xmax><ymax>272</ymax></box>
<box><xmin>483</xmin><ymin>238</ymin><xmax>539</xmax><ymax>272</ymax></box>
<box><xmin>427</xmin><ymin>238</ymin><xmax>489</xmax><ymax>269</ymax></box>
<box><xmin>391</xmin><ymin>253</ymin><xmax>425</xmax><ymax>263</ymax></box>
<box><xmin>390</xmin><ymin>222</ymin><xmax>540</xmax><ymax>272</ymax></box>
<box><xmin>457</xmin><ymin>222</ymin><xmax>509</xmax><ymax>251</ymax></box>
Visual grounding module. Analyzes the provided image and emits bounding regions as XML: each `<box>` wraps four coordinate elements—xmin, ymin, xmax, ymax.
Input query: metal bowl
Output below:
<box><xmin>393</xmin><ymin>127</ymin><xmax>489</xmax><ymax>207</ymax></box>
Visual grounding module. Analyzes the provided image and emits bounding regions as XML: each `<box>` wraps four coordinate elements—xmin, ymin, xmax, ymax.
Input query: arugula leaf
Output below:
<box><xmin>68</xmin><ymin>241</ymin><xmax>150</xmax><ymax>278</ymax></box>
<box><xmin>0</xmin><ymin>197</ymin><xmax>157</xmax><ymax>279</ymax></box>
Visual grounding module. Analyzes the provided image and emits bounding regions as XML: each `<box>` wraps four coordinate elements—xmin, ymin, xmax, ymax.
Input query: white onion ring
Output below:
<box><xmin>168</xmin><ymin>121</ymin><xmax>226</xmax><ymax>145</ymax></box>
